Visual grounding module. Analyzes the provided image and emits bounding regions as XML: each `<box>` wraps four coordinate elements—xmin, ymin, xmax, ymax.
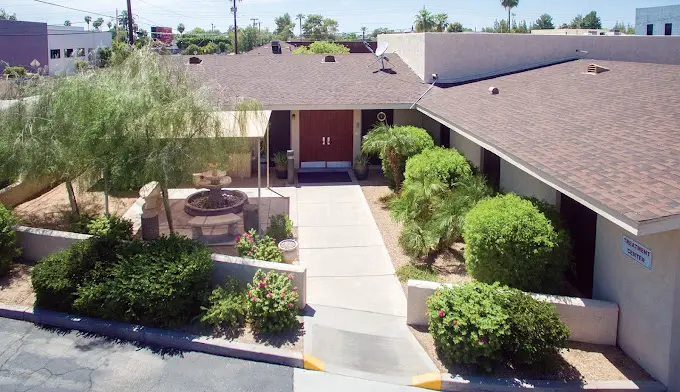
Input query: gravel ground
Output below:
<box><xmin>408</xmin><ymin>325</ymin><xmax>652</xmax><ymax>382</ymax></box>
<box><xmin>0</xmin><ymin>259</ymin><xmax>35</xmax><ymax>307</ymax></box>
<box><xmin>359</xmin><ymin>171</ymin><xmax>472</xmax><ymax>292</ymax></box>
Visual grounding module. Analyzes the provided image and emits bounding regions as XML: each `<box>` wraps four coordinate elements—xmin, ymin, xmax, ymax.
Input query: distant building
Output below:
<box><xmin>636</xmin><ymin>4</ymin><xmax>680</xmax><ymax>36</ymax></box>
<box><xmin>531</xmin><ymin>28</ymin><xmax>626</xmax><ymax>36</ymax></box>
<box><xmin>47</xmin><ymin>25</ymin><xmax>112</xmax><ymax>75</ymax></box>
<box><xmin>0</xmin><ymin>20</ymin><xmax>48</xmax><ymax>74</ymax></box>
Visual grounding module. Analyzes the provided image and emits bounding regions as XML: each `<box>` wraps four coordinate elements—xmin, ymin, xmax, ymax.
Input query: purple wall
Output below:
<box><xmin>0</xmin><ymin>20</ymin><xmax>48</xmax><ymax>73</ymax></box>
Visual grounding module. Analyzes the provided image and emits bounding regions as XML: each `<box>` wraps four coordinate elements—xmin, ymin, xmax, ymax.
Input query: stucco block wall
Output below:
<box><xmin>383</xmin><ymin>33</ymin><xmax>680</xmax><ymax>84</ymax></box>
<box><xmin>450</xmin><ymin>130</ymin><xmax>482</xmax><ymax>168</ymax></box>
<box><xmin>16</xmin><ymin>226</ymin><xmax>92</xmax><ymax>262</ymax></box>
<box><xmin>500</xmin><ymin>160</ymin><xmax>558</xmax><ymax>205</ymax></box>
<box><xmin>593</xmin><ymin>216</ymin><xmax>680</xmax><ymax>388</ymax></box>
<box><xmin>636</xmin><ymin>5</ymin><xmax>680</xmax><ymax>36</ymax></box>
<box><xmin>0</xmin><ymin>20</ymin><xmax>48</xmax><ymax>73</ymax></box>
<box><xmin>47</xmin><ymin>28</ymin><xmax>112</xmax><ymax>75</ymax></box>
<box><xmin>0</xmin><ymin>177</ymin><xmax>55</xmax><ymax>208</ymax></box>
<box><xmin>393</xmin><ymin>109</ymin><xmax>423</xmax><ymax>127</ymax></box>
<box><xmin>407</xmin><ymin>280</ymin><xmax>619</xmax><ymax>345</ymax></box>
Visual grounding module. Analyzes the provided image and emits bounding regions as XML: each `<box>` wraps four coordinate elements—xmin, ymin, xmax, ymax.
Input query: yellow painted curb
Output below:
<box><xmin>412</xmin><ymin>373</ymin><xmax>442</xmax><ymax>390</ymax></box>
<box><xmin>303</xmin><ymin>354</ymin><xmax>325</xmax><ymax>371</ymax></box>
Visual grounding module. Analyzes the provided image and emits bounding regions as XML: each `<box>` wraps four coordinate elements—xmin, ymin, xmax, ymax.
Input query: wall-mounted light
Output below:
<box><xmin>292</xmin><ymin>113</ymin><xmax>296</xmax><ymax>120</ymax></box>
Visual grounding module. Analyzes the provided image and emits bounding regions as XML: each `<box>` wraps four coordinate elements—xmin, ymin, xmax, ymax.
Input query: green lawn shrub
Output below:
<box><xmin>200</xmin><ymin>278</ymin><xmax>248</xmax><ymax>329</ymax></box>
<box><xmin>3</xmin><ymin>66</ymin><xmax>27</xmax><ymax>77</ymax></box>
<box><xmin>236</xmin><ymin>229</ymin><xmax>283</xmax><ymax>263</ymax></box>
<box><xmin>86</xmin><ymin>214</ymin><xmax>133</xmax><ymax>240</ymax></box>
<box><xmin>31</xmin><ymin>237</ymin><xmax>117</xmax><ymax>311</ymax></box>
<box><xmin>362</xmin><ymin>125</ymin><xmax>434</xmax><ymax>190</ymax></box>
<box><xmin>67</xmin><ymin>212</ymin><xmax>97</xmax><ymax>234</ymax></box>
<box><xmin>266</xmin><ymin>214</ymin><xmax>294</xmax><ymax>242</ymax></box>
<box><xmin>247</xmin><ymin>270</ymin><xmax>299</xmax><ymax>333</ymax></box>
<box><xmin>403</xmin><ymin>147</ymin><xmax>473</xmax><ymax>189</ymax></box>
<box><xmin>463</xmin><ymin>194</ymin><xmax>570</xmax><ymax>293</ymax></box>
<box><xmin>427</xmin><ymin>282</ymin><xmax>569</xmax><ymax>370</ymax></box>
<box><xmin>0</xmin><ymin>203</ymin><xmax>20</xmax><ymax>277</ymax></box>
<box><xmin>395</xmin><ymin>264</ymin><xmax>439</xmax><ymax>283</ymax></box>
<box><xmin>73</xmin><ymin>235</ymin><xmax>213</xmax><ymax>327</ymax></box>
<box><xmin>294</xmin><ymin>41</ymin><xmax>350</xmax><ymax>54</ymax></box>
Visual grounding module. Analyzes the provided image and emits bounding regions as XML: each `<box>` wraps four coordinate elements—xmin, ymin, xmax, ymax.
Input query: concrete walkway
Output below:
<box><xmin>293</xmin><ymin>181</ymin><xmax>438</xmax><ymax>384</ymax></box>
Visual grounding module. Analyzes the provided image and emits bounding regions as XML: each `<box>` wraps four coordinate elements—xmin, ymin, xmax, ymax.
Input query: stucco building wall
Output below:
<box><xmin>0</xmin><ymin>20</ymin><xmax>48</xmax><ymax>73</ymax></box>
<box><xmin>47</xmin><ymin>26</ymin><xmax>112</xmax><ymax>75</ymax></box>
<box><xmin>593</xmin><ymin>217</ymin><xmax>680</xmax><ymax>388</ymax></box>
<box><xmin>636</xmin><ymin>5</ymin><xmax>680</xmax><ymax>36</ymax></box>
<box><xmin>450</xmin><ymin>130</ymin><xmax>482</xmax><ymax>168</ymax></box>
<box><xmin>500</xmin><ymin>160</ymin><xmax>558</xmax><ymax>205</ymax></box>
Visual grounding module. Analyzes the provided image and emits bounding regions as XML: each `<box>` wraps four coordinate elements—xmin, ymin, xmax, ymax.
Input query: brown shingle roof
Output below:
<box><xmin>420</xmin><ymin>59</ymin><xmax>680</xmax><ymax>225</ymax></box>
<box><xmin>187</xmin><ymin>53</ymin><xmax>426</xmax><ymax>108</ymax></box>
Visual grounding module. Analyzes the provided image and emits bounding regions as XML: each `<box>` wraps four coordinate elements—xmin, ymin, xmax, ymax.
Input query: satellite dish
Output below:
<box><xmin>367</xmin><ymin>41</ymin><xmax>391</xmax><ymax>71</ymax></box>
<box><xmin>375</xmin><ymin>42</ymin><xmax>388</xmax><ymax>57</ymax></box>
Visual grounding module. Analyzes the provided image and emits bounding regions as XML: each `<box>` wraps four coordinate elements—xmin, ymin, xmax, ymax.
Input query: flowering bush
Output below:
<box><xmin>247</xmin><ymin>270</ymin><xmax>299</xmax><ymax>333</ymax></box>
<box><xmin>428</xmin><ymin>282</ymin><xmax>509</xmax><ymax>370</ymax></box>
<box><xmin>236</xmin><ymin>229</ymin><xmax>283</xmax><ymax>263</ymax></box>
<box><xmin>427</xmin><ymin>281</ymin><xmax>568</xmax><ymax>370</ymax></box>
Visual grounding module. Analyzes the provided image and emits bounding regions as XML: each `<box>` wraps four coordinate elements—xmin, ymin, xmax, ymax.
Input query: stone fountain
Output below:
<box><xmin>184</xmin><ymin>163</ymin><xmax>249</xmax><ymax>217</ymax></box>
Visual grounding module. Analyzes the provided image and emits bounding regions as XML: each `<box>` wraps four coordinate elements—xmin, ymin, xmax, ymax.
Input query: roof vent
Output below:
<box><xmin>488</xmin><ymin>86</ymin><xmax>499</xmax><ymax>95</ymax></box>
<box><xmin>322</xmin><ymin>55</ymin><xmax>336</xmax><ymax>63</ymax></box>
<box><xmin>188</xmin><ymin>57</ymin><xmax>202</xmax><ymax>65</ymax></box>
<box><xmin>586</xmin><ymin>63</ymin><xmax>609</xmax><ymax>75</ymax></box>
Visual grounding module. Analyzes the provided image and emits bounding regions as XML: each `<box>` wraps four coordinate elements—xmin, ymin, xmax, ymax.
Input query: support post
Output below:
<box><xmin>266</xmin><ymin>128</ymin><xmax>270</xmax><ymax>189</ymax></box>
<box><xmin>257</xmin><ymin>138</ymin><xmax>261</xmax><ymax>233</ymax></box>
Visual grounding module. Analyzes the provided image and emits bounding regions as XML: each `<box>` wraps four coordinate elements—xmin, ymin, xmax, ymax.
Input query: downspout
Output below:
<box><xmin>410</xmin><ymin>73</ymin><xmax>438</xmax><ymax>109</ymax></box>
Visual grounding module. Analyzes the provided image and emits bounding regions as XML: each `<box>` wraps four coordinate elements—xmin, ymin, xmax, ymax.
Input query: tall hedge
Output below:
<box><xmin>0</xmin><ymin>203</ymin><xmax>20</xmax><ymax>277</ymax></box>
<box><xmin>462</xmin><ymin>194</ymin><xmax>570</xmax><ymax>293</ymax></box>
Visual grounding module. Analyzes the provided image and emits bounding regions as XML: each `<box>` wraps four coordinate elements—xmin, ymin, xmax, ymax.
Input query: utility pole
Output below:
<box><xmin>258</xmin><ymin>21</ymin><xmax>261</xmax><ymax>31</ymax></box>
<box><xmin>233</xmin><ymin>0</ymin><xmax>238</xmax><ymax>54</ymax></box>
<box><xmin>211</xmin><ymin>22</ymin><xmax>214</xmax><ymax>33</ymax></box>
<box><xmin>115</xmin><ymin>8</ymin><xmax>119</xmax><ymax>41</ymax></box>
<box><xmin>126</xmin><ymin>0</ymin><xmax>134</xmax><ymax>44</ymax></box>
<box><xmin>250</xmin><ymin>18</ymin><xmax>258</xmax><ymax>28</ymax></box>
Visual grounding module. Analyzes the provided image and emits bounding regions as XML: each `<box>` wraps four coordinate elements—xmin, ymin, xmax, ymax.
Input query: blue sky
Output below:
<box><xmin>7</xmin><ymin>0</ymin><xmax>680</xmax><ymax>33</ymax></box>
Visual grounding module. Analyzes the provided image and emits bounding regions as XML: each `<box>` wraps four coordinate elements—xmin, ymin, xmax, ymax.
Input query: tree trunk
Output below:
<box><xmin>65</xmin><ymin>180</ymin><xmax>80</xmax><ymax>215</ymax></box>
<box><xmin>103</xmin><ymin>169</ymin><xmax>110</xmax><ymax>216</ymax></box>
<box><xmin>386</xmin><ymin>148</ymin><xmax>402</xmax><ymax>192</ymax></box>
<box><xmin>160</xmin><ymin>182</ymin><xmax>174</xmax><ymax>234</ymax></box>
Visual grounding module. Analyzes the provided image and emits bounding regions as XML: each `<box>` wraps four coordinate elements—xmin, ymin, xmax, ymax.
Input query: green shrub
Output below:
<box><xmin>3</xmin><ymin>66</ymin><xmax>27</xmax><ymax>77</ymax></box>
<box><xmin>31</xmin><ymin>237</ymin><xmax>117</xmax><ymax>311</ymax></box>
<box><xmin>236</xmin><ymin>229</ymin><xmax>283</xmax><ymax>263</ymax></box>
<box><xmin>86</xmin><ymin>214</ymin><xmax>133</xmax><ymax>240</ymax></box>
<box><xmin>0</xmin><ymin>204</ymin><xmax>20</xmax><ymax>277</ymax></box>
<box><xmin>463</xmin><ymin>194</ymin><xmax>569</xmax><ymax>293</ymax></box>
<box><xmin>247</xmin><ymin>270</ymin><xmax>299</xmax><ymax>333</ymax></box>
<box><xmin>362</xmin><ymin>124</ymin><xmax>434</xmax><ymax>190</ymax></box>
<box><xmin>395</xmin><ymin>264</ymin><xmax>439</xmax><ymax>283</ymax></box>
<box><xmin>392</xmin><ymin>173</ymin><xmax>491</xmax><ymax>259</ymax></box>
<box><xmin>75</xmin><ymin>61</ymin><xmax>89</xmax><ymax>71</ymax></box>
<box><xmin>183</xmin><ymin>44</ymin><xmax>200</xmax><ymax>55</ymax></box>
<box><xmin>266</xmin><ymin>214</ymin><xmax>294</xmax><ymax>242</ymax></box>
<box><xmin>428</xmin><ymin>282</ymin><xmax>510</xmax><ymax>370</ymax></box>
<box><xmin>200</xmin><ymin>42</ymin><xmax>219</xmax><ymax>54</ymax></box>
<box><xmin>73</xmin><ymin>235</ymin><xmax>213</xmax><ymax>327</ymax></box>
<box><xmin>294</xmin><ymin>41</ymin><xmax>350</xmax><ymax>54</ymax></box>
<box><xmin>67</xmin><ymin>212</ymin><xmax>96</xmax><ymax>234</ymax></box>
<box><xmin>428</xmin><ymin>282</ymin><xmax>569</xmax><ymax>370</ymax></box>
<box><xmin>502</xmin><ymin>290</ymin><xmax>570</xmax><ymax>365</ymax></box>
<box><xmin>403</xmin><ymin>147</ymin><xmax>473</xmax><ymax>189</ymax></box>
<box><xmin>200</xmin><ymin>278</ymin><xmax>247</xmax><ymax>329</ymax></box>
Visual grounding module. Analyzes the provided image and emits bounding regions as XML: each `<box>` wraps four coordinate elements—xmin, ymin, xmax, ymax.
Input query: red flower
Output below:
<box><xmin>258</xmin><ymin>282</ymin><xmax>266</xmax><ymax>288</ymax></box>
<box><xmin>438</xmin><ymin>310</ymin><xmax>445</xmax><ymax>318</ymax></box>
<box><xmin>288</xmin><ymin>303</ymin><xmax>294</xmax><ymax>309</ymax></box>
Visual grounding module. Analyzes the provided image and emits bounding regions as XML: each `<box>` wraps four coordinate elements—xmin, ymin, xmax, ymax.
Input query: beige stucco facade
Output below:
<box><xmin>593</xmin><ymin>217</ymin><xmax>680</xmax><ymax>389</ymax></box>
<box><xmin>500</xmin><ymin>160</ymin><xmax>558</xmax><ymax>205</ymax></box>
<box><xmin>450</xmin><ymin>130</ymin><xmax>482</xmax><ymax>168</ymax></box>
<box><xmin>290</xmin><ymin>110</ymin><xmax>300</xmax><ymax>169</ymax></box>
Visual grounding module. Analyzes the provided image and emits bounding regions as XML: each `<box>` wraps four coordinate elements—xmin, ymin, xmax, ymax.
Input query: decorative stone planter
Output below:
<box><xmin>275</xmin><ymin>164</ymin><xmax>288</xmax><ymax>180</ymax></box>
<box><xmin>278</xmin><ymin>239</ymin><xmax>298</xmax><ymax>264</ymax></box>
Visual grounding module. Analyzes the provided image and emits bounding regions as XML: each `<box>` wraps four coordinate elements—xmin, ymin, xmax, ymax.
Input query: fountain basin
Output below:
<box><xmin>184</xmin><ymin>189</ymin><xmax>249</xmax><ymax>217</ymax></box>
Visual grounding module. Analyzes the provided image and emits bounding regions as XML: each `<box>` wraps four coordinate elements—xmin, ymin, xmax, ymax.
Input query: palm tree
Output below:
<box><xmin>93</xmin><ymin>17</ymin><xmax>104</xmax><ymax>31</ymax></box>
<box><xmin>107</xmin><ymin>20</ymin><xmax>112</xmax><ymax>30</ymax></box>
<box><xmin>501</xmin><ymin>0</ymin><xmax>519</xmax><ymax>33</ymax></box>
<box><xmin>84</xmin><ymin>16</ymin><xmax>92</xmax><ymax>30</ymax></box>
<box><xmin>177</xmin><ymin>23</ymin><xmax>185</xmax><ymax>35</ymax></box>
<box><xmin>414</xmin><ymin>7</ymin><xmax>433</xmax><ymax>33</ymax></box>
<box><xmin>296</xmin><ymin>14</ymin><xmax>304</xmax><ymax>37</ymax></box>
<box><xmin>361</xmin><ymin>26</ymin><xmax>367</xmax><ymax>41</ymax></box>
<box><xmin>433</xmin><ymin>13</ymin><xmax>449</xmax><ymax>32</ymax></box>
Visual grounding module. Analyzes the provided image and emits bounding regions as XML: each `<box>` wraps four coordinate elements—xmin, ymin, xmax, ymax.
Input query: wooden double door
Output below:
<box><xmin>299</xmin><ymin>110</ymin><xmax>353</xmax><ymax>165</ymax></box>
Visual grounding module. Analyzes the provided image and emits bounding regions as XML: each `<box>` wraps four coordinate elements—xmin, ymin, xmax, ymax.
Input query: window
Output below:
<box><xmin>88</xmin><ymin>48</ymin><xmax>96</xmax><ymax>60</ymax></box>
<box><xmin>65</xmin><ymin>48</ymin><xmax>74</xmax><ymax>58</ymax></box>
<box><xmin>77</xmin><ymin>48</ymin><xmax>85</xmax><ymax>57</ymax></box>
<box><xmin>647</xmin><ymin>24</ymin><xmax>654</xmax><ymax>35</ymax></box>
<box><xmin>665</xmin><ymin>23</ymin><xmax>673</xmax><ymax>35</ymax></box>
<box><xmin>50</xmin><ymin>49</ymin><xmax>61</xmax><ymax>59</ymax></box>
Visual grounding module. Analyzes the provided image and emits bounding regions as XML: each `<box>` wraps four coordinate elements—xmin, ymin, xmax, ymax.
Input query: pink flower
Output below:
<box><xmin>258</xmin><ymin>282</ymin><xmax>266</xmax><ymax>288</ymax></box>
<box><xmin>292</xmin><ymin>290</ymin><xmax>297</xmax><ymax>295</ymax></box>
<box><xmin>288</xmin><ymin>303</ymin><xmax>294</xmax><ymax>309</ymax></box>
<box><xmin>247</xmin><ymin>292</ymin><xmax>252</xmax><ymax>298</ymax></box>
<box><xmin>452</xmin><ymin>320</ymin><xmax>459</xmax><ymax>326</ymax></box>
<box><xmin>251</xmin><ymin>298</ymin><xmax>257</xmax><ymax>302</ymax></box>
<box><xmin>438</xmin><ymin>310</ymin><xmax>445</xmax><ymax>318</ymax></box>
<box><xmin>281</xmin><ymin>292</ymin><xmax>285</xmax><ymax>297</ymax></box>
<box><xmin>266</xmin><ymin>293</ymin><xmax>273</xmax><ymax>298</ymax></box>
<box><xmin>288</xmin><ymin>274</ymin><xmax>294</xmax><ymax>280</ymax></box>
<box><xmin>478</xmin><ymin>337</ymin><xmax>488</xmax><ymax>345</ymax></box>
<box><xmin>235</xmin><ymin>235</ymin><xmax>241</xmax><ymax>241</ymax></box>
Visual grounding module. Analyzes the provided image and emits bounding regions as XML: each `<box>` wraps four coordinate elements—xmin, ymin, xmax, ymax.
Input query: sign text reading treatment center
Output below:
<box><xmin>622</xmin><ymin>236</ymin><xmax>652</xmax><ymax>269</ymax></box>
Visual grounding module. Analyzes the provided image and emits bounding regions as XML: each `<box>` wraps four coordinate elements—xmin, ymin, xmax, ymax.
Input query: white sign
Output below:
<box><xmin>30</xmin><ymin>59</ymin><xmax>40</xmax><ymax>68</ymax></box>
<box><xmin>622</xmin><ymin>236</ymin><xmax>652</xmax><ymax>269</ymax></box>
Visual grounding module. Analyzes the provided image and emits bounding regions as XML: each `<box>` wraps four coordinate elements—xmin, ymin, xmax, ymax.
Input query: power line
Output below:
<box><xmin>32</xmin><ymin>0</ymin><xmax>114</xmax><ymax>19</ymax></box>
